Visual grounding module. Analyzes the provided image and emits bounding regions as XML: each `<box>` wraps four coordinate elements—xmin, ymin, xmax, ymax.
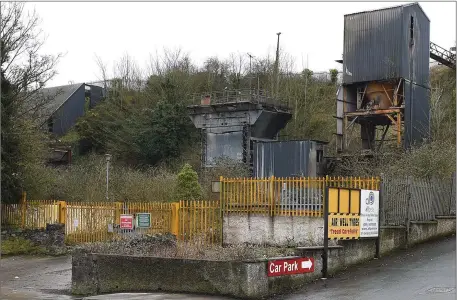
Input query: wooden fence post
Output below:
<box><xmin>171</xmin><ymin>202</ymin><xmax>180</xmax><ymax>238</ymax></box>
<box><xmin>21</xmin><ymin>192</ymin><xmax>27</xmax><ymax>229</ymax></box>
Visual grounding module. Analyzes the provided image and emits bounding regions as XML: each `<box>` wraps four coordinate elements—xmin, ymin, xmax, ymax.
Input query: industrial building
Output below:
<box><xmin>336</xmin><ymin>2</ymin><xmax>455</xmax><ymax>153</ymax></box>
<box><xmin>188</xmin><ymin>2</ymin><xmax>455</xmax><ymax>178</ymax></box>
<box><xmin>187</xmin><ymin>89</ymin><xmax>292</xmax><ymax>171</ymax></box>
<box><xmin>38</xmin><ymin>83</ymin><xmax>104</xmax><ymax>137</ymax></box>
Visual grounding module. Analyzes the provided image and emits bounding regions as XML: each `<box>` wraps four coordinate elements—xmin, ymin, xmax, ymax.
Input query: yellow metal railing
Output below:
<box><xmin>1</xmin><ymin>176</ymin><xmax>380</xmax><ymax>245</ymax></box>
<box><xmin>220</xmin><ymin>176</ymin><xmax>380</xmax><ymax>217</ymax></box>
<box><xmin>1</xmin><ymin>197</ymin><xmax>221</xmax><ymax>245</ymax></box>
<box><xmin>179</xmin><ymin>200</ymin><xmax>221</xmax><ymax>245</ymax></box>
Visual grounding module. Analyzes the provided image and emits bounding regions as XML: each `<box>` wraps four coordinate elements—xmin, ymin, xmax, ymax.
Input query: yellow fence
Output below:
<box><xmin>1</xmin><ymin>176</ymin><xmax>379</xmax><ymax>245</ymax></box>
<box><xmin>221</xmin><ymin>176</ymin><xmax>380</xmax><ymax>217</ymax></box>
<box><xmin>1</xmin><ymin>196</ymin><xmax>220</xmax><ymax>245</ymax></box>
<box><xmin>179</xmin><ymin>200</ymin><xmax>221</xmax><ymax>245</ymax></box>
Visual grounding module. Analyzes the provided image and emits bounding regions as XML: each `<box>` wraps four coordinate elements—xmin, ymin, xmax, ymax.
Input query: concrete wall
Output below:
<box><xmin>72</xmin><ymin>252</ymin><xmax>269</xmax><ymax>298</ymax></box>
<box><xmin>73</xmin><ymin>217</ymin><xmax>455</xmax><ymax>299</ymax></box>
<box><xmin>224</xmin><ymin>214</ymin><xmax>336</xmax><ymax>246</ymax></box>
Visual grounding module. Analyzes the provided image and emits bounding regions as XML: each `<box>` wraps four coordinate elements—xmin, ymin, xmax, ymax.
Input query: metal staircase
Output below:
<box><xmin>430</xmin><ymin>42</ymin><xmax>456</xmax><ymax>69</ymax></box>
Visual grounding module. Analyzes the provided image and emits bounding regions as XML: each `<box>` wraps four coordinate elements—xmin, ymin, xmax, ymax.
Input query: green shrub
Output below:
<box><xmin>174</xmin><ymin>163</ymin><xmax>203</xmax><ymax>201</ymax></box>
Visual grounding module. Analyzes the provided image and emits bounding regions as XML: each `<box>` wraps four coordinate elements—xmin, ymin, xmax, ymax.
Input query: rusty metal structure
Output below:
<box><xmin>187</xmin><ymin>89</ymin><xmax>292</xmax><ymax>171</ymax></box>
<box><xmin>336</xmin><ymin>3</ymin><xmax>432</xmax><ymax>152</ymax></box>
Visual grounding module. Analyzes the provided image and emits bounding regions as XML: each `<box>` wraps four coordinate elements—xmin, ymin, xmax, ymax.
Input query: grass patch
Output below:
<box><xmin>1</xmin><ymin>237</ymin><xmax>47</xmax><ymax>256</ymax></box>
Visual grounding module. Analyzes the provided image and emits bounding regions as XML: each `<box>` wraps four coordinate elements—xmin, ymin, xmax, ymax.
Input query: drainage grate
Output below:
<box><xmin>426</xmin><ymin>287</ymin><xmax>455</xmax><ymax>294</ymax></box>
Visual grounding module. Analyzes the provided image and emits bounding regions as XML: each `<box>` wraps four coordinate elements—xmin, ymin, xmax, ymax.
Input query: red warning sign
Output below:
<box><xmin>267</xmin><ymin>257</ymin><xmax>315</xmax><ymax>277</ymax></box>
<box><xmin>120</xmin><ymin>214</ymin><xmax>134</xmax><ymax>229</ymax></box>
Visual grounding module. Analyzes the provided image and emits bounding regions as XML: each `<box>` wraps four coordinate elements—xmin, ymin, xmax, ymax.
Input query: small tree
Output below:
<box><xmin>174</xmin><ymin>163</ymin><xmax>203</xmax><ymax>201</ymax></box>
<box><xmin>329</xmin><ymin>69</ymin><xmax>339</xmax><ymax>84</ymax></box>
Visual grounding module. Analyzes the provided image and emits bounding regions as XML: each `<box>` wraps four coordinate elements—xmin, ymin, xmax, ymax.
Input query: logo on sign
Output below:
<box><xmin>366</xmin><ymin>191</ymin><xmax>375</xmax><ymax>205</ymax></box>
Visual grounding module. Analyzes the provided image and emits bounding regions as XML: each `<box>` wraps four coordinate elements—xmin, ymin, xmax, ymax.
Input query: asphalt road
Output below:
<box><xmin>279</xmin><ymin>236</ymin><xmax>456</xmax><ymax>300</ymax></box>
<box><xmin>0</xmin><ymin>236</ymin><xmax>455</xmax><ymax>300</ymax></box>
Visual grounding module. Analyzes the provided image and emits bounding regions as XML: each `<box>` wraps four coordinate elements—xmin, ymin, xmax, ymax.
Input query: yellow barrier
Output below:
<box><xmin>2</xmin><ymin>198</ymin><xmax>221</xmax><ymax>245</ymax></box>
<box><xmin>220</xmin><ymin>176</ymin><xmax>380</xmax><ymax>217</ymax></box>
<box><xmin>1</xmin><ymin>176</ymin><xmax>380</xmax><ymax>245</ymax></box>
<box><xmin>179</xmin><ymin>200</ymin><xmax>221</xmax><ymax>245</ymax></box>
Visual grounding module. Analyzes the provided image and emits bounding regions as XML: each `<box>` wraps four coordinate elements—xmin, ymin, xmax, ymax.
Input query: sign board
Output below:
<box><xmin>328</xmin><ymin>213</ymin><xmax>360</xmax><ymax>239</ymax></box>
<box><xmin>120</xmin><ymin>214</ymin><xmax>134</xmax><ymax>230</ymax></box>
<box><xmin>360</xmin><ymin>190</ymin><xmax>380</xmax><ymax>238</ymax></box>
<box><xmin>136</xmin><ymin>213</ymin><xmax>151</xmax><ymax>228</ymax></box>
<box><xmin>328</xmin><ymin>187</ymin><xmax>360</xmax><ymax>214</ymax></box>
<box><xmin>267</xmin><ymin>257</ymin><xmax>314</xmax><ymax>277</ymax></box>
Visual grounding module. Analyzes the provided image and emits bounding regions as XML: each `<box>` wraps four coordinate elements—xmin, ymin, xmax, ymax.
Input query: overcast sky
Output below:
<box><xmin>31</xmin><ymin>1</ymin><xmax>456</xmax><ymax>87</ymax></box>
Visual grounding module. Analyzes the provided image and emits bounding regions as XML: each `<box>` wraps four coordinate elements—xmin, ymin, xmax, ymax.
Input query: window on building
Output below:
<box><xmin>47</xmin><ymin>117</ymin><xmax>53</xmax><ymax>133</ymax></box>
<box><xmin>317</xmin><ymin>150</ymin><xmax>323</xmax><ymax>163</ymax></box>
<box><xmin>410</xmin><ymin>16</ymin><xmax>414</xmax><ymax>46</ymax></box>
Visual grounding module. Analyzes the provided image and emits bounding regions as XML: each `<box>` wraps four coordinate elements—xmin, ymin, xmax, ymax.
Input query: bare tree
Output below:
<box><xmin>94</xmin><ymin>53</ymin><xmax>109</xmax><ymax>91</ymax></box>
<box><xmin>1</xmin><ymin>2</ymin><xmax>62</xmax><ymax>120</ymax></box>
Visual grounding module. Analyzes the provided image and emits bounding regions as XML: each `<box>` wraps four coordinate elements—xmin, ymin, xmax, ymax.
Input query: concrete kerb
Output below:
<box><xmin>72</xmin><ymin>216</ymin><xmax>456</xmax><ymax>299</ymax></box>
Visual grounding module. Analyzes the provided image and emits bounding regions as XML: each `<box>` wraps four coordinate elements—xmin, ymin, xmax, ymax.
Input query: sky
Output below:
<box><xmin>30</xmin><ymin>1</ymin><xmax>456</xmax><ymax>87</ymax></box>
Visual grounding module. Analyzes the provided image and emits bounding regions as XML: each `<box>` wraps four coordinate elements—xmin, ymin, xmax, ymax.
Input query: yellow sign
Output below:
<box><xmin>328</xmin><ymin>213</ymin><xmax>360</xmax><ymax>239</ymax></box>
<box><xmin>328</xmin><ymin>188</ymin><xmax>361</xmax><ymax>214</ymax></box>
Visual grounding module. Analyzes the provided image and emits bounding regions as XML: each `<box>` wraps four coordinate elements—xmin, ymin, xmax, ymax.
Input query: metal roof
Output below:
<box><xmin>344</xmin><ymin>2</ymin><xmax>430</xmax><ymax>22</ymax></box>
<box><xmin>36</xmin><ymin>83</ymin><xmax>85</xmax><ymax>125</ymax></box>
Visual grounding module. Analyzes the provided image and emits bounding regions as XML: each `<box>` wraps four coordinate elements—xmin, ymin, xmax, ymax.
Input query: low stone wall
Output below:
<box><xmin>72</xmin><ymin>217</ymin><xmax>456</xmax><ymax>299</ymax></box>
<box><xmin>1</xmin><ymin>223</ymin><xmax>66</xmax><ymax>255</ymax></box>
<box><xmin>72</xmin><ymin>251</ymin><xmax>268</xmax><ymax>298</ymax></box>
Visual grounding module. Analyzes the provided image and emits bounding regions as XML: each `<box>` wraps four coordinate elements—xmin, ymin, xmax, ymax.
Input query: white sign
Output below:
<box><xmin>74</xmin><ymin>219</ymin><xmax>79</xmax><ymax>228</ymax></box>
<box><xmin>359</xmin><ymin>190</ymin><xmax>380</xmax><ymax>238</ymax></box>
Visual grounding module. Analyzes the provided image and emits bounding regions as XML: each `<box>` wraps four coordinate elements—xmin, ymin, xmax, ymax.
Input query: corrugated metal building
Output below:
<box><xmin>253</xmin><ymin>140</ymin><xmax>327</xmax><ymax>178</ymax></box>
<box><xmin>343</xmin><ymin>3</ymin><xmax>430</xmax><ymax>86</ymax></box>
<box><xmin>339</xmin><ymin>2</ymin><xmax>431</xmax><ymax>150</ymax></box>
<box><xmin>38</xmin><ymin>83</ymin><xmax>104</xmax><ymax>136</ymax></box>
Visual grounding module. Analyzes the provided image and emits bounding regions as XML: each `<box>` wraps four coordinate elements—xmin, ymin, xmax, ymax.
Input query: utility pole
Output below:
<box><xmin>274</xmin><ymin>32</ymin><xmax>281</xmax><ymax>97</ymax></box>
<box><xmin>247</xmin><ymin>53</ymin><xmax>255</xmax><ymax>92</ymax></box>
<box><xmin>105</xmin><ymin>154</ymin><xmax>111</xmax><ymax>201</ymax></box>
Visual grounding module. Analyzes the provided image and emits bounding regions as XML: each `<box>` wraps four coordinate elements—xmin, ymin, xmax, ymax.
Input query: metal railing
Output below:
<box><xmin>220</xmin><ymin>176</ymin><xmax>380</xmax><ymax>217</ymax></box>
<box><xmin>188</xmin><ymin>89</ymin><xmax>290</xmax><ymax>109</ymax></box>
<box><xmin>381</xmin><ymin>174</ymin><xmax>456</xmax><ymax>226</ymax></box>
<box><xmin>1</xmin><ymin>198</ymin><xmax>221</xmax><ymax>246</ymax></box>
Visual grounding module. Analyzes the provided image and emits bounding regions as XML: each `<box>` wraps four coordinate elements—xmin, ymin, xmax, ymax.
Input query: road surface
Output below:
<box><xmin>0</xmin><ymin>236</ymin><xmax>455</xmax><ymax>300</ymax></box>
<box><xmin>279</xmin><ymin>236</ymin><xmax>456</xmax><ymax>300</ymax></box>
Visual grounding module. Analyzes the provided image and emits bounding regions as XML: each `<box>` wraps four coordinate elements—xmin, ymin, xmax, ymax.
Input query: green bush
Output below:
<box><xmin>173</xmin><ymin>163</ymin><xmax>203</xmax><ymax>201</ymax></box>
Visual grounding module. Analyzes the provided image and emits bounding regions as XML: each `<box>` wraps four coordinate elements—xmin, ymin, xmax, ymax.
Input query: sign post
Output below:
<box><xmin>376</xmin><ymin>175</ymin><xmax>384</xmax><ymax>258</ymax></box>
<box><xmin>322</xmin><ymin>186</ymin><xmax>329</xmax><ymax>279</ymax></box>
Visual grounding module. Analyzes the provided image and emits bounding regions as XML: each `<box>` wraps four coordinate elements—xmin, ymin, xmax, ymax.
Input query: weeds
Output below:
<box><xmin>1</xmin><ymin>237</ymin><xmax>47</xmax><ymax>256</ymax></box>
<box><xmin>78</xmin><ymin>233</ymin><xmax>296</xmax><ymax>261</ymax></box>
